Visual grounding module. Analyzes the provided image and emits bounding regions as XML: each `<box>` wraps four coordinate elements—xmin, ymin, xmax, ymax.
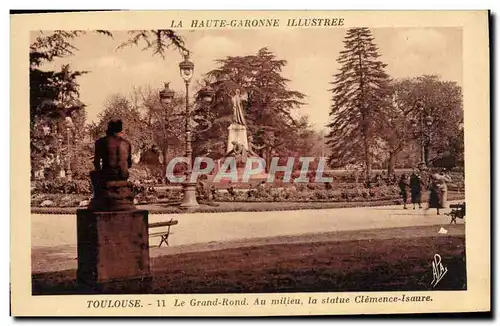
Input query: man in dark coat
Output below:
<box><xmin>409</xmin><ymin>168</ymin><xmax>423</xmax><ymax>209</ymax></box>
<box><xmin>93</xmin><ymin>119</ymin><xmax>132</xmax><ymax>181</ymax></box>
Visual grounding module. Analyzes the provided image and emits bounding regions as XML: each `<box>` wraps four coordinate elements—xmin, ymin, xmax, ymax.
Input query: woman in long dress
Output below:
<box><xmin>428</xmin><ymin>170</ymin><xmax>452</xmax><ymax>215</ymax></box>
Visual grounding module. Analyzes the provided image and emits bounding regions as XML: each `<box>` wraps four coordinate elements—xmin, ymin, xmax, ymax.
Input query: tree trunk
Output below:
<box><xmin>162</xmin><ymin>146</ymin><xmax>169</xmax><ymax>184</ymax></box>
<box><xmin>424</xmin><ymin>143</ymin><xmax>430</xmax><ymax>167</ymax></box>
<box><xmin>362</xmin><ymin>117</ymin><xmax>371</xmax><ymax>183</ymax></box>
<box><xmin>363</xmin><ymin>136</ymin><xmax>372</xmax><ymax>182</ymax></box>
<box><xmin>387</xmin><ymin>151</ymin><xmax>397</xmax><ymax>175</ymax></box>
<box><xmin>264</xmin><ymin>148</ymin><xmax>271</xmax><ymax>173</ymax></box>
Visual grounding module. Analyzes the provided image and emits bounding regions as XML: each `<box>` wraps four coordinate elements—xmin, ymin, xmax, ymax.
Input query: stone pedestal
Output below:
<box><xmin>89</xmin><ymin>171</ymin><xmax>136</xmax><ymax>211</ymax></box>
<box><xmin>179</xmin><ymin>182</ymin><xmax>199</xmax><ymax>209</ymax></box>
<box><xmin>76</xmin><ymin>209</ymin><xmax>150</xmax><ymax>293</ymax></box>
<box><xmin>227</xmin><ymin>123</ymin><xmax>248</xmax><ymax>153</ymax></box>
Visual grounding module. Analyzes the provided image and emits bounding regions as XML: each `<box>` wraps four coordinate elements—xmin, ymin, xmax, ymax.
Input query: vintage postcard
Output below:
<box><xmin>10</xmin><ymin>10</ymin><xmax>490</xmax><ymax>316</ymax></box>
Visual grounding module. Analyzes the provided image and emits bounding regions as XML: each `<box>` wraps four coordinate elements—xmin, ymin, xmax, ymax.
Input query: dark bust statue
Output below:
<box><xmin>89</xmin><ymin>120</ymin><xmax>135</xmax><ymax>211</ymax></box>
<box><xmin>93</xmin><ymin>120</ymin><xmax>132</xmax><ymax>180</ymax></box>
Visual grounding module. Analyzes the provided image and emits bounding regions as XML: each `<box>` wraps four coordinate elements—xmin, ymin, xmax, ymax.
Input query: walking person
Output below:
<box><xmin>427</xmin><ymin>169</ymin><xmax>452</xmax><ymax>215</ymax></box>
<box><xmin>439</xmin><ymin>168</ymin><xmax>452</xmax><ymax>207</ymax></box>
<box><xmin>398</xmin><ymin>174</ymin><xmax>409</xmax><ymax>209</ymax></box>
<box><xmin>409</xmin><ymin>168</ymin><xmax>423</xmax><ymax>209</ymax></box>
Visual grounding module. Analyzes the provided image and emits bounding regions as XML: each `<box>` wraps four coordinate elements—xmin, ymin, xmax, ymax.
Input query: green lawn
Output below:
<box><xmin>32</xmin><ymin>225</ymin><xmax>466</xmax><ymax>295</ymax></box>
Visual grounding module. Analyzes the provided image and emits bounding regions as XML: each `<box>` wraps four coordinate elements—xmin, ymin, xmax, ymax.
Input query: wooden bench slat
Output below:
<box><xmin>150</xmin><ymin>232</ymin><xmax>174</xmax><ymax>236</ymax></box>
<box><xmin>148</xmin><ymin>220</ymin><xmax>178</xmax><ymax>228</ymax></box>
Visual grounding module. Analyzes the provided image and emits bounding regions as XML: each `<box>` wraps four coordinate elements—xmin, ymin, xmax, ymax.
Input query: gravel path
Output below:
<box><xmin>31</xmin><ymin>201</ymin><xmax>465</xmax><ymax>274</ymax></box>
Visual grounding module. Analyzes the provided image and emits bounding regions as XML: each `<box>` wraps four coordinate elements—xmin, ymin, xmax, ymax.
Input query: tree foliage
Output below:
<box><xmin>88</xmin><ymin>94</ymin><xmax>153</xmax><ymax>152</ymax></box>
<box><xmin>326</xmin><ymin>28</ymin><xmax>392</xmax><ymax>179</ymax></box>
<box><xmin>118</xmin><ymin>30</ymin><xmax>187</xmax><ymax>58</ymax></box>
<box><xmin>88</xmin><ymin>87</ymin><xmax>188</xmax><ymax>181</ymax></box>
<box><xmin>134</xmin><ymin>86</ymin><xmax>186</xmax><ymax>180</ymax></box>
<box><xmin>386</xmin><ymin>75</ymin><xmax>464</xmax><ymax>169</ymax></box>
<box><xmin>30</xmin><ymin>31</ymin><xmax>95</xmax><ymax>177</ymax></box>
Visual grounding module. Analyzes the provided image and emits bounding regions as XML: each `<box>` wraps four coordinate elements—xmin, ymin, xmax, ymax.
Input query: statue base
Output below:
<box><xmin>76</xmin><ymin>208</ymin><xmax>150</xmax><ymax>293</ymax></box>
<box><xmin>89</xmin><ymin>171</ymin><xmax>136</xmax><ymax>211</ymax></box>
<box><xmin>227</xmin><ymin>123</ymin><xmax>248</xmax><ymax>153</ymax></box>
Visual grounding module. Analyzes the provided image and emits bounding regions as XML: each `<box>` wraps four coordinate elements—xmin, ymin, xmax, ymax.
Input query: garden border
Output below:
<box><xmin>31</xmin><ymin>194</ymin><xmax>465</xmax><ymax>215</ymax></box>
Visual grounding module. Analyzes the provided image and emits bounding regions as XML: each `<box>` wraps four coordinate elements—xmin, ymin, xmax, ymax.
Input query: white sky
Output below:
<box><xmin>34</xmin><ymin>27</ymin><xmax>462</xmax><ymax>131</ymax></box>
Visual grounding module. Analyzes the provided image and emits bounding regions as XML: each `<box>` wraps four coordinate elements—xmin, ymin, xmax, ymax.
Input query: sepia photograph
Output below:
<box><xmin>10</xmin><ymin>10</ymin><xmax>489</xmax><ymax>316</ymax></box>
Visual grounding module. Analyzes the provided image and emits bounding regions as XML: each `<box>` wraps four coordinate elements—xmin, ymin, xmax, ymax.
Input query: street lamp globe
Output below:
<box><xmin>425</xmin><ymin>115</ymin><xmax>433</xmax><ymax>126</ymax></box>
<box><xmin>64</xmin><ymin>116</ymin><xmax>74</xmax><ymax>128</ymax></box>
<box><xmin>410</xmin><ymin>118</ymin><xmax>418</xmax><ymax>128</ymax></box>
<box><xmin>199</xmin><ymin>86</ymin><xmax>215</xmax><ymax>104</ymax></box>
<box><xmin>179</xmin><ymin>51</ymin><xmax>194</xmax><ymax>83</ymax></box>
<box><xmin>159</xmin><ymin>82</ymin><xmax>175</xmax><ymax>105</ymax></box>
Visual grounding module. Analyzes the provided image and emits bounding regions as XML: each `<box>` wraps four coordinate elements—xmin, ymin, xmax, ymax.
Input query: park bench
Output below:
<box><xmin>148</xmin><ymin>218</ymin><xmax>178</xmax><ymax>247</ymax></box>
<box><xmin>446</xmin><ymin>202</ymin><xmax>466</xmax><ymax>224</ymax></box>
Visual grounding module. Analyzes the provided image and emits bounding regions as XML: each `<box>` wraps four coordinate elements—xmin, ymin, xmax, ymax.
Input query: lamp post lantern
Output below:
<box><xmin>199</xmin><ymin>86</ymin><xmax>215</xmax><ymax>104</ymax></box>
<box><xmin>178</xmin><ymin>51</ymin><xmax>198</xmax><ymax>209</ymax></box>
<box><xmin>159</xmin><ymin>82</ymin><xmax>175</xmax><ymax>105</ymax></box>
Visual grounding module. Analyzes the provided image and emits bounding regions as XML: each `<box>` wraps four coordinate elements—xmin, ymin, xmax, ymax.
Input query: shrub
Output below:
<box><xmin>128</xmin><ymin>166</ymin><xmax>158</xmax><ymax>184</ymax></box>
<box><xmin>32</xmin><ymin>179</ymin><xmax>92</xmax><ymax>195</ymax></box>
<box><xmin>313</xmin><ymin>190</ymin><xmax>328</xmax><ymax>200</ymax></box>
<box><xmin>294</xmin><ymin>184</ymin><xmax>307</xmax><ymax>192</ymax></box>
<box><xmin>306</xmin><ymin>183</ymin><xmax>320</xmax><ymax>190</ymax></box>
<box><xmin>31</xmin><ymin>193</ymin><xmax>89</xmax><ymax>207</ymax></box>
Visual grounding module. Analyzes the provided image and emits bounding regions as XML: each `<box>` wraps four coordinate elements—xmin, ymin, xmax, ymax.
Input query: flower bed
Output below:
<box><xmin>30</xmin><ymin>170</ymin><xmax>465</xmax><ymax>208</ymax></box>
<box><xmin>213</xmin><ymin>184</ymin><xmax>402</xmax><ymax>202</ymax></box>
<box><xmin>31</xmin><ymin>193</ymin><xmax>90</xmax><ymax>208</ymax></box>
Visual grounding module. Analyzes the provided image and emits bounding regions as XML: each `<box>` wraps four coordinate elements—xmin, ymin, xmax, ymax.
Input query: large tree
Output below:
<box><xmin>326</xmin><ymin>28</ymin><xmax>392</xmax><ymax>180</ymax></box>
<box><xmin>382</xmin><ymin>75</ymin><xmax>463</xmax><ymax>171</ymax></box>
<box><xmin>377</xmin><ymin>84</ymin><xmax>417</xmax><ymax>175</ymax></box>
<box><xmin>88</xmin><ymin>94</ymin><xmax>153</xmax><ymax>153</ymax></box>
<box><xmin>30</xmin><ymin>31</ymin><xmax>92</xmax><ymax>178</ymax></box>
<box><xmin>29</xmin><ymin>30</ymin><xmax>116</xmax><ymax>121</ymax></box>
<box><xmin>199</xmin><ymin>47</ymin><xmax>306</xmax><ymax>167</ymax></box>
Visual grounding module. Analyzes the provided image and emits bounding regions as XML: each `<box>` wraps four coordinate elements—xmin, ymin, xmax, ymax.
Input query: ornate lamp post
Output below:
<box><xmin>410</xmin><ymin>101</ymin><xmax>433</xmax><ymax>169</ymax></box>
<box><xmin>64</xmin><ymin>116</ymin><xmax>74</xmax><ymax>181</ymax></box>
<box><xmin>159</xmin><ymin>51</ymin><xmax>214</xmax><ymax>209</ymax></box>
<box><xmin>178</xmin><ymin>51</ymin><xmax>198</xmax><ymax>208</ymax></box>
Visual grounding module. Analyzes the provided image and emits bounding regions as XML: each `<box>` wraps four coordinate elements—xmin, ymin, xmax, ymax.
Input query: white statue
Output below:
<box><xmin>231</xmin><ymin>89</ymin><xmax>247</xmax><ymax>126</ymax></box>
